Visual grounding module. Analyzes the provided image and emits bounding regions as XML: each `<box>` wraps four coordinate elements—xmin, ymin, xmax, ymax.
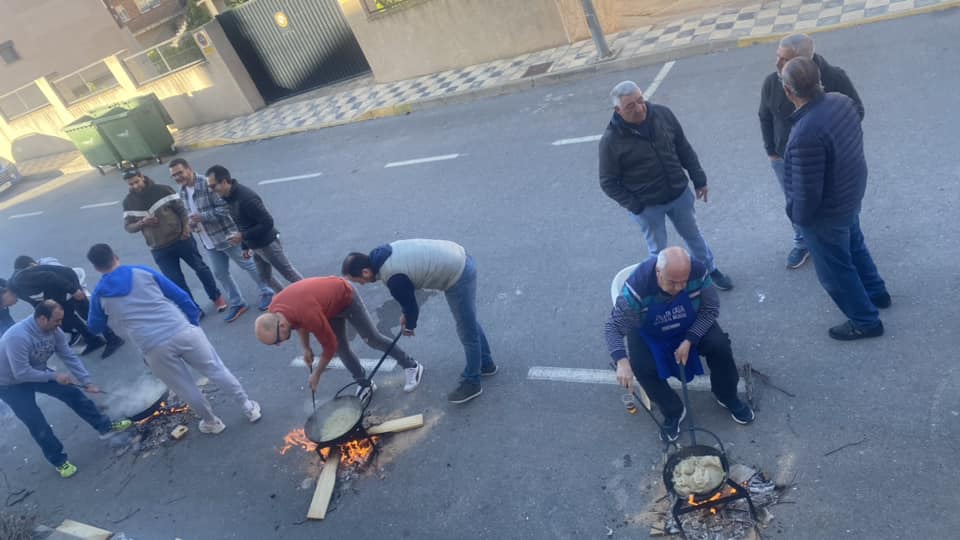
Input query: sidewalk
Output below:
<box><xmin>11</xmin><ymin>0</ymin><xmax>959</xmax><ymax>175</ymax></box>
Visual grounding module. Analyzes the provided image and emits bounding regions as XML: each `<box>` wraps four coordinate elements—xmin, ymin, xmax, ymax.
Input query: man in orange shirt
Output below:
<box><xmin>254</xmin><ymin>277</ymin><xmax>422</xmax><ymax>399</ymax></box>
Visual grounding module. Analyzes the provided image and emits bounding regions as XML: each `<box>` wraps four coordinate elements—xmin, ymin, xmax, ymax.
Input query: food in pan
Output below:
<box><xmin>671</xmin><ymin>455</ymin><xmax>724</xmax><ymax>496</ymax></box>
<box><xmin>320</xmin><ymin>406</ymin><xmax>361</xmax><ymax>440</ymax></box>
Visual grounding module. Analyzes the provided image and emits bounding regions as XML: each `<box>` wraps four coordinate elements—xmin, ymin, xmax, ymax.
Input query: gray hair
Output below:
<box><xmin>655</xmin><ymin>247</ymin><xmax>690</xmax><ymax>271</ymax></box>
<box><xmin>782</xmin><ymin>57</ymin><xmax>823</xmax><ymax>99</ymax></box>
<box><xmin>778</xmin><ymin>34</ymin><xmax>815</xmax><ymax>59</ymax></box>
<box><xmin>610</xmin><ymin>80</ymin><xmax>641</xmax><ymax>107</ymax></box>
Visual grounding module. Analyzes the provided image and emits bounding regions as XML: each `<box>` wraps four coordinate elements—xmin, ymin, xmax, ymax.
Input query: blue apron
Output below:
<box><xmin>635</xmin><ymin>289</ymin><xmax>704</xmax><ymax>382</ymax></box>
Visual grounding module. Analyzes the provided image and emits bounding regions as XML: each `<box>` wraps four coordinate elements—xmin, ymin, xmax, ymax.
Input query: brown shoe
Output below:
<box><xmin>214</xmin><ymin>295</ymin><xmax>227</xmax><ymax>312</ymax></box>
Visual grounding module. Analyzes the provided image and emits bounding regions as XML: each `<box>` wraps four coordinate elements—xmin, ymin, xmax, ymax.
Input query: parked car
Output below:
<box><xmin>0</xmin><ymin>157</ymin><xmax>21</xmax><ymax>194</ymax></box>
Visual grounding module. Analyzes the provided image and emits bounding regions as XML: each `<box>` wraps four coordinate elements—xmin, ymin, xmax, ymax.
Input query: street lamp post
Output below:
<box><xmin>579</xmin><ymin>0</ymin><xmax>613</xmax><ymax>60</ymax></box>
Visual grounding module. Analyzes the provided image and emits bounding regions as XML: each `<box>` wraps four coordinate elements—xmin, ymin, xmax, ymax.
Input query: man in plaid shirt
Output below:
<box><xmin>169</xmin><ymin>159</ymin><xmax>278</xmax><ymax>322</ymax></box>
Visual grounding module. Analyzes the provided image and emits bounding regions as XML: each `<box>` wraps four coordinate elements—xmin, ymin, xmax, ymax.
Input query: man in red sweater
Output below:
<box><xmin>254</xmin><ymin>277</ymin><xmax>422</xmax><ymax>398</ymax></box>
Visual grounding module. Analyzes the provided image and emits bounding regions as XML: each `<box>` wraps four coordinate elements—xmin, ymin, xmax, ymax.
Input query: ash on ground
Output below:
<box><xmin>108</xmin><ymin>397</ymin><xmax>194</xmax><ymax>458</ymax></box>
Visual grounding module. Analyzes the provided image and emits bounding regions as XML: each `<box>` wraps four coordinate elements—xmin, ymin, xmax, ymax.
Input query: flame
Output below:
<box><xmin>279</xmin><ymin>429</ymin><xmax>379</xmax><ymax>466</ymax></box>
<box><xmin>686</xmin><ymin>487</ymin><xmax>738</xmax><ymax>507</ymax></box>
<box><xmin>280</xmin><ymin>428</ymin><xmax>318</xmax><ymax>455</ymax></box>
<box><xmin>136</xmin><ymin>401</ymin><xmax>190</xmax><ymax>426</ymax></box>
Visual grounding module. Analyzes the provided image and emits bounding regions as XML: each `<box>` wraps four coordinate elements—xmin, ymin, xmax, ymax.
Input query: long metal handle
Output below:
<box><xmin>367</xmin><ymin>333</ymin><xmax>402</xmax><ymax>383</ymax></box>
<box><xmin>679</xmin><ymin>369</ymin><xmax>697</xmax><ymax>445</ymax></box>
<box><xmin>308</xmin><ymin>363</ymin><xmax>316</xmax><ymax>412</ymax></box>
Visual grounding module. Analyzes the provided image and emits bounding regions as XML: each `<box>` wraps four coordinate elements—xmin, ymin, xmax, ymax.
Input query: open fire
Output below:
<box><xmin>136</xmin><ymin>401</ymin><xmax>190</xmax><ymax>426</ymax></box>
<box><xmin>279</xmin><ymin>428</ymin><xmax>379</xmax><ymax>467</ymax></box>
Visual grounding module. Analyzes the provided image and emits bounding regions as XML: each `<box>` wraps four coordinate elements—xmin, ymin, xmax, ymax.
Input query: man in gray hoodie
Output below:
<box><xmin>0</xmin><ymin>300</ymin><xmax>133</xmax><ymax>478</ymax></box>
<box><xmin>86</xmin><ymin>243</ymin><xmax>261</xmax><ymax>434</ymax></box>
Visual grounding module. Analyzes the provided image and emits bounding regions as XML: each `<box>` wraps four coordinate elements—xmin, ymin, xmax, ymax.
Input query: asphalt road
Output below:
<box><xmin>1</xmin><ymin>9</ymin><xmax>958</xmax><ymax>540</ymax></box>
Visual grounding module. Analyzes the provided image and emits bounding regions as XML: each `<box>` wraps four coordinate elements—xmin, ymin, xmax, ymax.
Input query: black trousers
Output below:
<box><xmin>627</xmin><ymin>323</ymin><xmax>740</xmax><ymax>419</ymax></box>
<box><xmin>151</xmin><ymin>236</ymin><xmax>221</xmax><ymax>304</ymax></box>
<box><xmin>60</xmin><ymin>297</ymin><xmax>118</xmax><ymax>341</ymax></box>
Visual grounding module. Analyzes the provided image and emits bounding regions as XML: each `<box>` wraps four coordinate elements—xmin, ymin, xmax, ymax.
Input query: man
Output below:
<box><xmin>5</xmin><ymin>258</ymin><xmax>124</xmax><ymax>358</ymax></box>
<box><xmin>206</xmin><ymin>165</ymin><xmax>303</xmax><ymax>289</ymax></box>
<box><xmin>600</xmin><ymin>81</ymin><xmax>733</xmax><ymax>290</ymax></box>
<box><xmin>170</xmin><ymin>158</ymin><xmax>278</xmax><ymax>322</ymax></box>
<box><xmin>0</xmin><ymin>279</ymin><xmax>14</xmax><ymax>336</ymax></box>
<box><xmin>0</xmin><ymin>300</ymin><xmax>132</xmax><ymax>478</ymax></box>
<box><xmin>121</xmin><ymin>166</ymin><xmax>225</xmax><ymax>315</ymax></box>
<box><xmin>780</xmin><ymin>57</ymin><xmax>888</xmax><ymax>340</ymax></box>
<box><xmin>606</xmin><ymin>247</ymin><xmax>754</xmax><ymax>442</ymax></box>
<box><xmin>342</xmin><ymin>239</ymin><xmax>495</xmax><ymax>404</ymax></box>
<box><xmin>759</xmin><ymin>34</ymin><xmax>864</xmax><ymax>269</ymax></box>
<box><xmin>254</xmin><ymin>276</ymin><xmax>423</xmax><ymax>398</ymax></box>
<box><xmin>86</xmin><ymin>243</ymin><xmax>262</xmax><ymax>434</ymax></box>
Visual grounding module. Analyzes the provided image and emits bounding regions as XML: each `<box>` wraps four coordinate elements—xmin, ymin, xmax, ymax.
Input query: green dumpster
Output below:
<box><xmin>63</xmin><ymin>114</ymin><xmax>122</xmax><ymax>174</ymax></box>
<box><xmin>95</xmin><ymin>102</ymin><xmax>175</xmax><ymax>164</ymax></box>
<box><xmin>119</xmin><ymin>93</ymin><xmax>174</xmax><ymax>125</ymax></box>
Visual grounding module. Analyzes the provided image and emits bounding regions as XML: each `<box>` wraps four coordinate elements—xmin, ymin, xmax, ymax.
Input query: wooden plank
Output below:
<box><xmin>367</xmin><ymin>414</ymin><xmax>424</xmax><ymax>435</ymax></box>
<box><xmin>55</xmin><ymin>519</ymin><xmax>112</xmax><ymax>540</ymax></box>
<box><xmin>307</xmin><ymin>448</ymin><xmax>339</xmax><ymax>520</ymax></box>
<box><xmin>170</xmin><ymin>425</ymin><xmax>189</xmax><ymax>440</ymax></box>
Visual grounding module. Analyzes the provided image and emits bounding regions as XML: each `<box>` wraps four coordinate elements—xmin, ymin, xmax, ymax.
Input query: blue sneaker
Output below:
<box><xmin>717</xmin><ymin>398</ymin><xmax>756</xmax><ymax>425</ymax></box>
<box><xmin>786</xmin><ymin>248</ymin><xmax>810</xmax><ymax>269</ymax></box>
<box><xmin>258</xmin><ymin>293</ymin><xmax>274</xmax><ymax>311</ymax></box>
<box><xmin>225</xmin><ymin>304</ymin><xmax>249</xmax><ymax>323</ymax></box>
<box><xmin>659</xmin><ymin>406</ymin><xmax>686</xmax><ymax>442</ymax></box>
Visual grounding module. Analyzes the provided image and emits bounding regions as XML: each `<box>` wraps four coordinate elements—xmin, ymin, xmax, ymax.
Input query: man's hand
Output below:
<box><xmin>227</xmin><ymin>232</ymin><xmax>243</xmax><ymax>246</ymax></box>
<box><xmin>84</xmin><ymin>384</ymin><xmax>102</xmax><ymax>394</ymax></box>
<box><xmin>768</xmin><ymin>154</ymin><xmax>781</xmax><ymax>161</ymax></box>
<box><xmin>180</xmin><ymin>228</ymin><xmax>191</xmax><ymax>240</ymax></box>
<box><xmin>189</xmin><ymin>214</ymin><xmax>201</xmax><ymax>225</ymax></box>
<box><xmin>695</xmin><ymin>185</ymin><xmax>709</xmax><ymax>203</ymax></box>
<box><xmin>141</xmin><ymin>216</ymin><xmax>159</xmax><ymax>227</ymax></box>
<box><xmin>674</xmin><ymin>340</ymin><xmax>692</xmax><ymax>366</ymax></box>
<box><xmin>55</xmin><ymin>373</ymin><xmax>77</xmax><ymax>386</ymax></box>
<box><xmin>400</xmin><ymin>314</ymin><xmax>415</xmax><ymax>337</ymax></box>
<box><xmin>72</xmin><ymin>289</ymin><xmax>86</xmax><ymax>301</ymax></box>
<box><xmin>615</xmin><ymin>358</ymin><xmax>634</xmax><ymax>390</ymax></box>
<box><xmin>303</xmin><ymin>347</ymin><xmax>315</xmax><ymax>369</ymax></box>
<box><xmin>308</xmin><ymin>369</ymin><xmax>322</xmax><ymax>392</ymax></box>
<box><xmin>242</xmin><ymin>249</ymin><xmax>252</xmax><ymax>260</ymax></box>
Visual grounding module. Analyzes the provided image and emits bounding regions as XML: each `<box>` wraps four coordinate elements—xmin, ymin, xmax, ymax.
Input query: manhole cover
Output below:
<box><xmin>522</xmin><ymin>62</ymin><xmax>553</xmax><ymax>78</ymax></box>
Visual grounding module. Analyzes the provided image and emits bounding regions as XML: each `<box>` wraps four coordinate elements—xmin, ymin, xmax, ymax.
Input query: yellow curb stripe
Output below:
<box><xmin>737</xmin><ymin>1</ymin><xmax>960</xmax><ymax>48</ymax></box>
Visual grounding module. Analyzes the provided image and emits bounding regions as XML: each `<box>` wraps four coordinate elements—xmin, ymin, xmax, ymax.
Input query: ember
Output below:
<box><xmin>136</xmin><ymin>401</ymin><xmax>190</xmax><ymax>426</ymax></box>
<box><xmin>687</xmin><ymin>487</ymin><xmax>739</xmax><ymax>507</ymax></box>
<box><xmin>279</xmin><ymin>429</ymin><xmax>379</xmax><ymax>467</ymax></box>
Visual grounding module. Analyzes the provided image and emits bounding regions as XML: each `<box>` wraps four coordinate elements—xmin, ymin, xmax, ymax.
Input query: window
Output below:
<box><xmin>0</xmin><ymin>41</ymin><xmax>19</xmax><ymax>65</ymax></box>
<box><xmin>114</xmin><ymin>4</ymin><xmax>131</xmax><ymax>23</ymax></box>
<box><xmin>123</xmin><ymin>35</ymin><xmax>205</xmax><ymax>85</ymax></box>
<box><xmin>0</xmin><ymin>83</ymin><xmax>50</xmax><ymax>121</ymax></box>
<box><xmin>362</xmin><ymin>0</ymin><xmax>415</xmax><ymax>14</ymax></box>
<box><xmin>134</xmin><ymin>0</ymin><xmax>163</xmax><ymax>14</ymax></box>
<box><xmin>50</xmin><ymin>62</ymin><xmax>120</xmax><ymax>104</ymax></box>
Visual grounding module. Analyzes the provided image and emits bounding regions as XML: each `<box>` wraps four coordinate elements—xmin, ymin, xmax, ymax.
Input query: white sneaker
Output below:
<box><xmin>403</xmin><ymin>363</ymin><xmax>423</xmax><ymax>393</ymax></box>
<box><xmin>243</xmin><ymin>400</ymin><xmax>262</xmax><ymax>423</ymax></box>
<box><xmin>198</xmin><ymin>417</ymin><xmax>226</xmax><ymax>434</ymax></box>
<box><xmin>355</xmin><ymin>381</ymin><xmax>377</xmax><ymax>401</ymax></box>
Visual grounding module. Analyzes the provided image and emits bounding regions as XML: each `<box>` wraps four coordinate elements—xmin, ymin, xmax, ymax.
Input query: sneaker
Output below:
<box><xmin>224</xmin><ymin>304</ymin><xmax>249</xmax><ymax>323</ymax></box>
<box><xmin>199</xmin><ymin>417</ymin><xmax>226</xmax><ymax>434</ymax></box>
<box><xmin>709</xmin><ymin>269</ymin><xmax>734</xmax><ymax>291</ymax></box>
<box><xmin>447</xmin><ymin>381</ymin><xmax>482</xmax><ymax>404</ymax></box>
<box><xmin>403</xmin><ymin>363</ymin><xmax>423</xmax><ymax>392</ymax></box>
<box><xmin>100</xmin><ymin>418</ymin><xmax>134</xmax><ymax>439</ymax></box>
<box><xmin>871</xmin><ymin>292</ymin><xmax>892</xmax><ymax>309</ymax></box>
<box><xmin>828</xmin><ymin>320</ymin><xmax>884</xmax><ymax>341</ymax></box>
<box><xmin>717</xmin><ymin>398</ymin><xmax>755</xmax><ymax>425</ymax></box>
<box><xmin>786</xmin><ymin>247</ymin><xmax>810</xmax><ymax>269</ymax></box>
<box><xmin>243</xmin><ymin>400</ymin><xmax>262</xmax><ymax>423</ymax></box>
<box><xmin>102</xmin><ymin>336</ymin><xmax>125</xmax><ymax>359</ymax></box>
<box><xmin>355</xmin><ymin>381</ymin><xmax>377</xmax><ymax>401</ymax></box>
<box><xmin>80</xmin><ymin>336</ymin><xmax>106</xmax><ymax>356</ymax></box>
<box><xmin>56</xmin><ymin>461</ymin><xmax>78</xmax><ymax>479</ymax></box>
<box><xmin>68</xmin><ymin>332</ymin><xmax>83</xmax><ymax>347</ymax></box>
<box><xmin>257</xmin><ymin>293</ymin><xmax>274</xmax><ymax>311</ymax></box>
<box><xmin>480</xmin><ymin>363</ymin><xmax>498</xmax><ymax>377</ymax></box>
<box><xmin>659</xmin><ymin>407</ymin><xmax>686</xmax><ymax>442</ymax></box>
<box><xmin>214</xmin><ymin>295</ymin><xmax>227</xmax><ymax>312</ymax></box>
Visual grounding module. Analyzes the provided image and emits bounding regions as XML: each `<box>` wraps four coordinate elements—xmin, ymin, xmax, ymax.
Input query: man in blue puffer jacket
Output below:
<box><xmin>781</xmin><ymin>57</ymin><xmax>890</xmax><ymax>341</ymax></box>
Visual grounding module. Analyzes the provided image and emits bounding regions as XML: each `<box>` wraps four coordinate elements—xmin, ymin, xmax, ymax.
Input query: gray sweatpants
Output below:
<box><xmin>143</xmin><ymin>325</ymin><xmax>250</xmax><ymax>423</ymax></box>
<box><xmin>331</xmin><ymin>289</ymin><xmax>415</xmax><ymax>384</ymax></box>
<box><xmin>253</xmin><ymin>238</ymin><xmax>303</xmax><ymax>288</ymax></box>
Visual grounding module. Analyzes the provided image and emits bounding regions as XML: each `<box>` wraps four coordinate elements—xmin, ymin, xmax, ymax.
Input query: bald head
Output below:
<box><xmin>255</xmin><ymin>312</ymin><xmax>285</xmax><ymax>345</ymax></box>
<box><xmin>782</xmin><ymin>57</ymin><xmax>823</xmax><ymax>101</ymax></box>
<box><xmin>655</xmin><ymin>247</ymin><xmax>691</xmax><ymax>296</ymax></box>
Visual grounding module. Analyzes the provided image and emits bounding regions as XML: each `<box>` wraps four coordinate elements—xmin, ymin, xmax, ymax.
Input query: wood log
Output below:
<box><xmin>367</xmin><ymin>414</ymin><xmax>424</xmax><ymax>435</ymax></box>
<box><xmin>307</xmin><ymin>448</ymin><xmax>339</xmax><ymax>520</ymax></box>
<box><xmin>170</xmin><ymin>425</ymin><xmax>189</xmax><ymax>440</ymax></box>
<box><xmin>55</xmin><ymin>519</ymin><xmax>111</xmax><ymax>540</ymax></box>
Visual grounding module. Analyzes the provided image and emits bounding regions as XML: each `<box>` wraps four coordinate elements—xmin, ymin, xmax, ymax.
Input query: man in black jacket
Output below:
<box><xmin>759</xmin><ymin>34</ymin><xmax>864</xmax><ymax>269</ymax></box>
<box><xmin>600</xmin><ymin>80</ymin><xmax>733</xmax><ymax>290</ymax></box>
<box><xmin>206</xmin><ymin>165</ymin><xmax>303</xmax><ymax>288</ymax></box>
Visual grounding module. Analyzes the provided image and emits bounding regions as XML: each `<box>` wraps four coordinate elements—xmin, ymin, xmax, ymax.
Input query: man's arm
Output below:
<box><xmin>3</xmin><ymin>333</ymin><xmax>57</xmax><ymax>383</ymax></box>
<box><xmin>198</xmin><ymin>191</ymin><xmax>234</xmax><ymax>222</ymax></box>
<box><xmin>87</xmin><ymin>291</ymin><xmax>108</xmax><ymax>335</ymax></box>
<box><xmin>599</xmin><ymin>138</ymin><xmax>644</xmax><ymax>214</ymax></box>
<box><xmin>53</xmin><ymin>329</ymin><xmax>91</xmax><ymax>386</ymax></box>
<box><xmin>832</xmin><ymin>69</ymin><xmax>865</xmax><ymax>120</ymax></box>
<box><xmin>759</xmin><ymin>77</ymin><xmax>778</xmax><ymax>156</ymax></box>
<box><xmin>685</xmin><ymin>275</ymin><xmax>719</xmax><ymax>346</ymax></box>
<box><xmin>785</xmin><ymin>133</ymin><xmax>826</xmax><ymax>226</ymax></box>
<box><xmin>604</xmin><ymin>296</ymin><xmax>642</xmax><ymax>362</ymax></box>
<box><xmin>386</xmin><ymin>274</ymin><xmax>420</xmax><ymax>330</ymax></box>
<box><xmin>664</xmin><ymin>108</ymin><xmax>708</xmax><ymax>188</ymax></box>
<box><xmin>239</xmin><ymin>195</ymin><xmax>275</xmax><ymax>242</ymax></box>
<box><xmin>13</xmin><ymin>269</ymin><xmax>77</xmax><ymax>302</ymax></box>
<box><xmin>147</xmin><ymin>268</ymin><xmax>201</xmax><ymax>324</ymax></box>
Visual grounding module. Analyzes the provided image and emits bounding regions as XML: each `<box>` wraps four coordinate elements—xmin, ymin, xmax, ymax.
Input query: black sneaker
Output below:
<box><xmin>659</xmin><ymin>407</ymin><xmax>686</xmax><ymax>442</ymax></box>
<box><xmin>717</xmin><ymin>398</ymin><xmax>755</xmax><ymax>425</ymax></box>
<box><xmin>80</xmin><ymin>336</ymin><xmax>106</xmax><ymax>356</ymax></box>
<box><xmin>786</xmin><ymin>247</ymin><xmax>810</xmax><ymax>269</ymax></box>
<box><xmin>68</xmin><ymin>332</ymin><xmax>83</xmax><ymax>347</ymax></box>
<box><xmin>447</xmin><ymin>381</ymin><xmax>482</xmax><ymax>404</ymax></box>
<box><xmin>828</xmin><ymin>320</ymin><xmax>884</xmax><ymax>341</ymax></box>
<box><xmin>709</xmin><ymin>269</ymin><xmax>734</xmax><ymax>291</ymax></box>
<box><xmin>102</xmin><ymin>337</ymin><xmax>125</xmax><ymax>359</ymax></box>
<box><xmin>480</xmin><ymin>363</ymin><xmax>498</xmax><ymax>377</ymax></box>
<box><xmin>870</xmin><ymin>292</ymin><xmax>891</xmax><ymax>309</ymax></box>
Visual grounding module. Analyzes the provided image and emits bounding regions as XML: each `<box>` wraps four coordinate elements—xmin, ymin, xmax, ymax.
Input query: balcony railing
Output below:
<box><xmin>123</xmin><ymin>34</ymin><xmax>205</xmax><ymax>86</ymax></box>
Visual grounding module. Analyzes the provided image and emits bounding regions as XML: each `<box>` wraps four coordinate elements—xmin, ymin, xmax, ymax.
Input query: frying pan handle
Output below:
<box><xmin>684</xmin><ymin>428</ymin><xmax>726</xmax><ymax>455</ymax></box>
<box><xmin>366</xmin><ymin>333</ymin><xmax>402</xmax><ymax>383</ymax></box>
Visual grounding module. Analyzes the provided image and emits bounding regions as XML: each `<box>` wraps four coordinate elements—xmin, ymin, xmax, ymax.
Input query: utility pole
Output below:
<box><xmin>579</xmin><ymin>0</ymin><xmax>613</xmax><ymax>59</ymax></box>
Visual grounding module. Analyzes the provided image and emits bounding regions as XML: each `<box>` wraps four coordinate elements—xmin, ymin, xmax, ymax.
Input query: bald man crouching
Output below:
<box><xmin>605</xmin><ymin>247</ymin><xmax>754</xmax><ymax>442</ymax></box>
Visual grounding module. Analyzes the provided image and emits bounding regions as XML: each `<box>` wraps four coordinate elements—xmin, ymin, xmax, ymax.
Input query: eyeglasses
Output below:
<box><xmin>273</xmin><ymin>318</ymin><xmax>282</xmax><ymax>345</ymax></box>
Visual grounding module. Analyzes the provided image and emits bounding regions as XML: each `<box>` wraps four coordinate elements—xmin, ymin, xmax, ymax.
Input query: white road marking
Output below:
<box><xmin>384</xmin><ymin>154</ymin><xmax>460</xmax><ymax>168</ymax></box>
<box><xmin>290</xmin><ymin>356</ymin><xmax>397</xmax><ymax>372</ymax></box>
<box><xmin>80</xmin><ymin>200</ymin><xmax>119</xmax><ymax>209</ymax></box>
<box><xmin>549</xmin><ymin>61</ymin><xmax>677</xmax><ymax>147</ymax></box>
<box><xmin>527</xmin><ymin>366</ymin><xmax>745</xmax><ymax>393</ymax></box>
<box><xmin>643</xmin><ymin>60</ymin><xmax>676</xmax><ymax>99</ymax></box>
<box><xmin>8</xmin><ymin>211</ymin><xmax>43</xmax><ymax>219</ymax></box>
<box><xmin>257</xmin><ymin>172</ymin><xmax>324</xmax><ymax>185</ymax></box>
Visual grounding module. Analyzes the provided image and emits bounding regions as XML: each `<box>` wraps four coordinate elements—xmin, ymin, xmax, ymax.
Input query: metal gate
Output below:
<box><xmin>218</xmin><ymin>0</ymin><xmax>371</xmax><ymax>103</ymax></box>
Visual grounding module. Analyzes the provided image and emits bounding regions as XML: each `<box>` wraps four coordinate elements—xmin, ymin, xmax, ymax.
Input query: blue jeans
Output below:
<box><xmin>151</xmin><ymin>236</ymin><xmax>221</xmax><ymax>304</ymax></box>
<box><xmin>206</xmin><ymin>245</ymin><xmax>275</xmax><ymax>308</ymax></box>
<box><xmin>0</xmin><ymin>382</ymin><xmax>112</xmax><ymax>467</ymax></box>
<box><xmin>629</xmin><ymin>188</ymin><xmax>716</xmax><ymax>272</ymax></box>
<box><xmin>771</xmin><ymin>159</ymin><xmax>806</xmax><ymax>249</ymax></box>
<box><xmin>797</xmin><ymin>212</ymin><xmax>886</xmax><ymax>329</ymax></box>
<box><xmin>444</xmin><ymin>256</ymin><xmax>493</xmax><ymax>385</ymax></box>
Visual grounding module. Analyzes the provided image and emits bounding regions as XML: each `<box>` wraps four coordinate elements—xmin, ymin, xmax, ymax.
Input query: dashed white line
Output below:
<box><xmin>290</xmin><ymin>356</ymin><xmax>397</xmax><ymax>372</ymax></box>
<box><xmin>8</xmin><ymin>211</ymin><xmax>43</xmax><ymax>220</ymax></box>
<box><xmin>643</xmin><ymin>60</ymin><xmax>676</xmax><ymax>99</ymax></box>
<box><xmin>551</xmin><ymin>135</ymin><xmax>603</xmax><ymax>146</ymax></box>
<box><xmin>257</xmin><ymin>172</ymin><xmax>324</xmax><ymax>185</ymax></box>
<box><xmin>526</xmin><ymin>366</ymin><xmax>745</xmax><ymax>393</ymax></box>
<box><xmin>80</xmin><ymin>200</ymin><xmax>119</xmax><ymax>209</ymax></box>
<box><xmin>384</xmin><ymin>154</ymin><xmax>460</xmax><ymax>168</ymax></box>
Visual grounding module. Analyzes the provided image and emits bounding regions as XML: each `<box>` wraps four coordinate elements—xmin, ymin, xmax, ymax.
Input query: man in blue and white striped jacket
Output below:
<box><xmin>605</xmin><ymin>247</ymin><xmax>753</xmax><ymax>442</ymax></box>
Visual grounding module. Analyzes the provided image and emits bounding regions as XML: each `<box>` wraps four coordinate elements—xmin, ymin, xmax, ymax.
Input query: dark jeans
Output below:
<box><xmin>628</xmin><ymin>324</ymin><xmax>740</xmax><ymax>419</ymax></box>
<box><xmin>151</xmin><ymin>236</ymin><xmax>221</xmax><ymax>304</ymax></box>
<box><xmin>61</xmin><ymin>297</ymin><xmax>118</xmax><ymax>341</ymax></box>
<box><xmin>0</xmin><ymin>382</ymin><xmax>112</xmax><ymax>467</ymax></box>
<box><xmin>797</xmin><ymin>212</ymin><xmax>886</xmax><ymax>330</ymax></box>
